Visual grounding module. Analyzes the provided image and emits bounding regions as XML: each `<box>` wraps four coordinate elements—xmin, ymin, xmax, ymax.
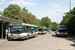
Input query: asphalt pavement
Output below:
<box><xmin>0</xmin><ymin>32</ymin><xmax>75</xmax><ymax>50</ymax></box>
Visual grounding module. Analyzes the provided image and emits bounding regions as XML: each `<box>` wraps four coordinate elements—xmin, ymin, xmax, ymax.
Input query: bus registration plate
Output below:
<box><xmin>13</xmin><ymin>34</ymin><xmax>18</xmax><ymax>36</ymax></box>
<box><xmin>63</xmin><ymin>33</ymin><xmax>65</xmax><ymax>34</ymax></box>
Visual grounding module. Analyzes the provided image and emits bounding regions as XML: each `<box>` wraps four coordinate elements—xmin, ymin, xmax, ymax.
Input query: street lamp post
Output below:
<box><xmin>69</xmin><ymin>0</ymin><xmax>71</xmax><ymax>18</ymax></box>
<box><xmin>69</xmin><ymin>0</ymin><xmax>71</xmax><ymax>35</ymax></box>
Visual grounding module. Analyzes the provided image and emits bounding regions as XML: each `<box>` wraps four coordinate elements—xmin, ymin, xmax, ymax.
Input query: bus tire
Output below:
<box><xmin>65</xmin><ymin>35</ymin><xmax>68</xmax><ymax>37</ymax></box>
<box><xmin>34</xmin><ymin>34</ymin><xmax>37</xmax><ymax>37</ymax></box>
<box><xmin>56</xmin><ymin>33</ymin><xmax>59</xmax><ymax>37</ymax></box>
<box><xmin>26</xmin><ymin>35</ymin><xmax>29</xmax><ymax>40</ymax></box>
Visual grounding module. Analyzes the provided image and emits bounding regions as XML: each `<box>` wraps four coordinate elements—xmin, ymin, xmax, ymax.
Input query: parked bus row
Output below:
<box><xmin>7</xmin><ymin>23</ymin><xmax>48</xmax><ymax>41</ymax></box>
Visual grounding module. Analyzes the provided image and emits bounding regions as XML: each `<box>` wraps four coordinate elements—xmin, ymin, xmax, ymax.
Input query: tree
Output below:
<box><xmin>51</xmin><ymin>22</ymin><xmax>58</xmax><ymax>31</ymax></box>
<box><xmin>0</xmin><ymin>11</ymin><xmax>3</xmax><ymax>16</ymax></box>
<box><xmin>22</xmin><ymin>7</ymin><xmax>28</xmax><ymax>13</ymax></box>
<box><xmin>35</xmin><ymin>18</ymin><xmax>41</xmax><ymax>27</ymax></box>
<box><xmin>20</xmin><ymin>7</ymin><xmax>36</xmax><ymax>24</ymax></box>
<box><xmin>3</xmin><ymin>4</ymin><xmax>21</xmax><ymax>20</ymax></box>
<box><xmin>2</xmin><ymin>4</ymin><xmax>40</xmax><ymax>26</ymax></box>
<box><xmin>60</xmin><ymin>7</ymin><xmax>75</xmax><ymax>35</ymax></box>
<box><xmin>40</xmin><ymin>17</ymin><xmax>51</xmax><ymax>28</ymax></box>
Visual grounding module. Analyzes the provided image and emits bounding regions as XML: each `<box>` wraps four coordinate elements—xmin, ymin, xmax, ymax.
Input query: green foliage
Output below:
<box><xmin>60</xmin><ymin>7</ymin><xmax>75</xmax><ymax>35</ymax></box>
<box><xmin>20</xmin><ymin>7</ymin><xmax>36</xmax><ymax>24</ymax></box>
<box><xmin>0</xmin><ymin>11</ymin><xmax>3</xmax><ymax>15</ymax></box>
<box><xmin>40</xmin><ymin>17</ymin><xmax>51</xmax><ymax>28</ymax></box>
<box><xmin>3</xmin><ymin>4</ymin><xmax>36</xmax><ymax>24</ymax></box>
<box><xmin>35</xmin><ymin>18</ymin><xmax>41</xmax><ymax>27</ymax></box>
<box><xmin>68</xmin><ymin>16</ymin><xmax>75</xmax><ymax>35</ymax></box>
<box><xmin>3</xmin><ymin>4</ymin><xmax>21</xmax><ymax>20</ymax></box>
<box><xmin>22</xmin><ymin>7</ymin><xmax>28</xmax><ymax>13</ymax></box>
<box><xmin>39</xmin><ymin>17</ymin><xmax>58</xmax><ymax>30</ymax></box>
<box><xmin>51</xmin><ymin>22</ymin><xmax>58</xmax><ymax>31</ymax></box>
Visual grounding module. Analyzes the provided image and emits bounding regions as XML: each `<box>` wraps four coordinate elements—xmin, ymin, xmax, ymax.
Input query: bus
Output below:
<box><xmin>38</xmin><ymin>27</ymin><xmax>47</xmax><ymax>34</ymax></box>
<box><xmin>56</xmin><ymin>25</ymin><xmax>68</xmax><ymax>37</ymax></box>
<box><xmin>7</xmin><ymin>23</ymin><xmax>38</xmax><ymax>41</ymax></box>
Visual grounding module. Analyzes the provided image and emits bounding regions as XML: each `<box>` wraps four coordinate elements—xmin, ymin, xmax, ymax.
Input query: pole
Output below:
<box><xmin>69</xmin><ymin>0</ymin><xmax>71</xmax><ymax>35</ymax></box>
<box><xmin>1</xmin><ymin>22</ymin><xmax>3</xmax><ymax>39</ymax></box>
<box><xmin>69</xmin><ymin>0</ymin><xmax>71</xmax><ymax>18</ymax></box>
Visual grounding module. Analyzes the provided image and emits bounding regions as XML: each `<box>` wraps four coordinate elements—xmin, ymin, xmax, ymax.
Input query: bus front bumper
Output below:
<box><xmin>8</xmin><ymin>36</ymin><xmax>27</xmax><ymax>39</ymax></box>
<box><xmin>57</xmin><ymin>34</ymin><xmax>68</xmax><ymax>36</ymax></box>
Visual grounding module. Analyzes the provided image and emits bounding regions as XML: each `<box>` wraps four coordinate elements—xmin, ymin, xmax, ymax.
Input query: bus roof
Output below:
<box><xmin>22</xmin><ymin>23</ymin><xmax>38</xmax><ymax>27</ymax></box>
<box><xmin>8</xmin><ymin>23</ymin><xmax>38</xmax><ymax>27</ymax></box>
<box><xmin>58</xmin><ymin>28</ymin><xmax>67</xmax><ymax>30</ymax></box>
<box><xmin>57</xmin><ymin>25</ymin><xmax>67</xmax><ymax>28</ymax></box>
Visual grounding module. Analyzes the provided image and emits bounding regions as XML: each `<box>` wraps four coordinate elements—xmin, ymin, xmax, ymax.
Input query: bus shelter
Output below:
<box><xmin>0</xmin><ymin>16</ymin><xmax>22</xmax><ymax>39</ymax></box>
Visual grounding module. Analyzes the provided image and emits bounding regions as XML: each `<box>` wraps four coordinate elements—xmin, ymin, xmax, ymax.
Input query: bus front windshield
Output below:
<box><xmin>38</xmin><ymin>29</ymin><xmax>42</xmax><ymax>31</ymax></box>
<box><xmin>10</xmin><ymin>26</ymin><xmax>23</xmax><ymax>33</ymax></box>
<box><xmin>59</xmin><ymin>29</ymin><xmax>67</xmax><ymax>32</ymax></box>
<box><xmin>43</xmin><ymin>29</ymin><xmax>47</xmax><ymax>31</ymax></box>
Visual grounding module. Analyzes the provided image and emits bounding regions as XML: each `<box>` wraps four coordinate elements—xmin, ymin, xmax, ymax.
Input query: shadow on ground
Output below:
<box><xmin>52</xmin><ymin>34</ymin><xmax>75</xmax><ymax>47</ymax></box>
<box><xmin>52</xmin><ymin>34</ymin><xmax>67</xmax><ymax>38</ymax></box>
<box><xmin>12</xmin><ymin>37</ymin><xmax>34</xmax><ymax>41</ymax></box>
<box><xmin>65</xmin><ymin>36</ymin><xmax>75</xmax><ymax>47</ymax></box>
<box><xmin>38</xmin><ymin>33</ymin><xmax>46</xmax><ymax>35</ymax></box>
<box><xmin>66</xmin><ymin>36</ymin><xmax>75</xmax><ymax>42</ymax></box>
<box><xmin>11</xmin><ymin>39</ymin><xmax>26</xmax><ymax>41</ymax></box>
<box><xmin>52</xmin><ymin>34</ymin><xmax>57</xmax><ymax>37</ymax></box>
<box><xmin>70</xmin><ymin>44</ymin><xmax>75</xmax><ymax>47</ymax></box>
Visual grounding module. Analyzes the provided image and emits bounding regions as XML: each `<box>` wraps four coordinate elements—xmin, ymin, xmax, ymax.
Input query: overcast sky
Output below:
<box><xmin>0</xmin><ymin>0</ymin><xmax>75</xmax><ymax>23</ymax></box>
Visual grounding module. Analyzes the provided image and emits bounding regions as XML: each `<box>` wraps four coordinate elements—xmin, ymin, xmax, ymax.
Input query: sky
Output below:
<box><xmin>0</xmin><ymin>0</ymin><xmax>75</xmax><ymax>23</ymax></box>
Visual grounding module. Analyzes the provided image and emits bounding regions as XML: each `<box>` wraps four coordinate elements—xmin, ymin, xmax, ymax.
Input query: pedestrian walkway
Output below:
<box><xmin>0</xmin><ymin>39</ymin><xmax>7</xmax><ymax>42</ymax></box>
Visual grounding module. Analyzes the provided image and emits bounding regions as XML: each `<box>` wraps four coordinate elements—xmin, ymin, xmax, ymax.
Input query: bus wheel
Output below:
<box><xmin>26</xmin><ymin>36</ymin><xmax>29</xmax><ymax>40</ymax></box>
<box><xmin>7</xmin><ymin>37</ymin><xmax>12</xmax><ymax>41</ymax></box>
<box><xmin>56</xmin><ymin>33</ymin><xmax>59</xmax><ymax>37</ymax></box>
<box><xmin>34</xmin><ymin>34</ymin><xmax>37</xmax><ymax>37</ymax></box>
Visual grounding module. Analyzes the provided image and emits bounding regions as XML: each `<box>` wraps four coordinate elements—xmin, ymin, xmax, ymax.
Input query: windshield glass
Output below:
<box><xmin>59</xmin><ymin>29</ymin><xmax>67</xmax><ymax>32</ymax></box>
<box><xmin>10</xmin><ymin>26</ymin><xmax>23</xmax><ymax>33</ymax></box>
<box><xmin>43</xmin><ymin>29</ymin><xmax>47</xmax><ymax>31</ymax></box>
<box><xmin>48</xmin><ymin>29</ymin><xmax>51</xmax><ymax>30</ymax></box>
<box><xmin>57</xmin><ymin>25</ymin><xmax>67</xmax><ymax>28</ymax></box>
<box><xmin>38</xmin><ymin>29</ymin><xmax>42</xmax><ymax>31</ymax></box>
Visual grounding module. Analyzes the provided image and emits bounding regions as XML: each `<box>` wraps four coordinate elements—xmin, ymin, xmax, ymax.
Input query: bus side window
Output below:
<box><xmin>32</xmin><ymin>29</ymin><xmax>34</xmax><ymax>32</ymax></box>
<box><xmin>23</xmin><ymin>26</ymin><xmax>25</xmax><ymax>33</ymax></box>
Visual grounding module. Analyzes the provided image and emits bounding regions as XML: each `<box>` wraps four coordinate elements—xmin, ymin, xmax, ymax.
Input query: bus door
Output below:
<box><xmin>30</xmin><ymin>27</ymin><xmax>35</xmax><ymax>37</ymax></box>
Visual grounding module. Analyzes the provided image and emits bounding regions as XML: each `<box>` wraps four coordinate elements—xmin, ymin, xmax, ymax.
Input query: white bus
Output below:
<box><xmin>56</xmin><ymin>25</ymin><xmax>68</xmax><ymax>37</ymax></box>
<box><xmin>38</xmin><ymin>27</ymin><xmax>47</xmax><ymax>34</ymax></box>
<box><xmin>7</xmin><ymin>23</ymin><xmax>38</xmax><ymax>41</ymax></box>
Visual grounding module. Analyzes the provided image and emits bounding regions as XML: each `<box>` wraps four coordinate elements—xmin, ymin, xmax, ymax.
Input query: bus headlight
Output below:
<box><xmin>57</xmin><ymin>32</ymin><xmax>59</xmax><ymax>34</ymax></box>
<box><xmin>65</xmin><ymin>32</ymin><xmax>67</xmax><ymax>34</ymax></box>
<box><xmin>41</xmin><ymin>31</ymin><xmax>42</xmax><ymax>33</ymax></box>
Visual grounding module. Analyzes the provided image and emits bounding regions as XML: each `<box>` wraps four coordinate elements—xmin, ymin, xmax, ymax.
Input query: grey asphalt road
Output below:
<box><xmin>0</xmin><ymin>32</ymin><xmax>75</xmax><ymax>50</ymax></box>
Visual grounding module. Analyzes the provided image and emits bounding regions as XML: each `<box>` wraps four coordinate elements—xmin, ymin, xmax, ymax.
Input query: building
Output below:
<box><xmin>0</xmin><ymin>16</ymin><xmax>22</xmax><ymax>39</ymax></box>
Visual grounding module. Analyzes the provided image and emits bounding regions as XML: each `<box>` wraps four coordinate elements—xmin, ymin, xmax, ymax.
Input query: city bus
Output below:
<box><xmin>7</xmin><ymin>23</ymin><xmax>38</xmax><ymax>41</ymax></box>
<box><xmin>56</xmin><ymin>25</ymin><xmax>68</xmax><ymax>37</ymax></box>
<box><xmin>38</xmin><ymin>27</ymin><xmax>47</xmax><ymax>34</ymax></box>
